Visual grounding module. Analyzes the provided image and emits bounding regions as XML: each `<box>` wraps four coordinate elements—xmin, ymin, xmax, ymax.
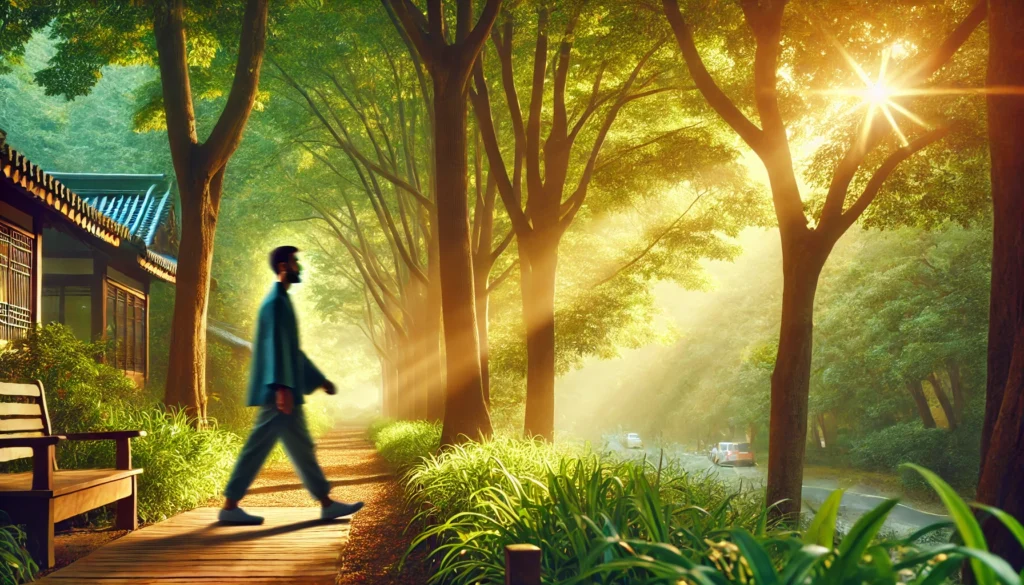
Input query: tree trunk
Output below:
<box><xmin>978</xmin><ymin>0</ymin><xmax>1024</xmax><ymax>570</ymax></box>
<box><xmin>810</xmin><ymin>419</ymin><xmax>822</xmax><ymax>449</ymax></box>
<box><xmin>927</xmin><ymin>372</ymin><xmax>957</xmax><ymax>430</ymax></box>
<box><xmin>163</xmin><ymin>181</ymin><xmax>219</xmax><ymax>420</ymax></box>
<box><xmin>433</xmin><ymin>79</ymin><xmax>492</xmax><ymax>444</ymax></box>
<box><xmin>906</xmin><ymin>379</ymin><xmax>937</xmax><ymax>428</ymax></box>
<box><xmin>425</xmin><ymin>230</ymin><xmax>445</xmax><ymax>421</ymax></box>
<box><xmin>475</xmin><ymin>264</ymin><xmax>491</xmax><ymax>407</ymax></box>
<box><xmin>521</xmin><ymin>238</ymin><xmax>558</xmax><ymax>440</ymax></box>
<box><xmin>766</xmin><ymin>239</ymin><xmax>826</xmax><ymax>522</ymax></box>
<box><xmin>946</xmin><ymin>360</ymin><xmax>966</xmax><ymax>423</ymax></box>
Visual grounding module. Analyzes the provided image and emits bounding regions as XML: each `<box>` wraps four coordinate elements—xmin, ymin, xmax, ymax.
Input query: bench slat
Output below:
<box><xmin>0</xmin><ymin>383</ymin><xmax>41</xmax><ymax>397</ymax></box>
<box><xmin>0</xmin><ymin>432</ymin><xmax>43</xmax><ymax>462</ymax></box>
<box><xmin>0</xmin><ymin>403</ymin><xmax>42</xmax><ymax>417</ymax></box>
<box><xmin>0</xmin><ymin>418</ymin><xmax>44</xmax><ymax>432</ymax></box>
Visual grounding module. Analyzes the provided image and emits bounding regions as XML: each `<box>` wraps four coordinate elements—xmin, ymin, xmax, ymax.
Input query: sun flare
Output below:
<box><xmin>816</xmin><ymin>44</ymin><xmax>934</xmax><ymax>148</ymax></box>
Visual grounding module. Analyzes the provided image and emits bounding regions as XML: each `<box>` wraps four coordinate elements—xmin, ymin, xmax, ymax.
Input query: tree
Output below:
<box><xmin>977</xmin><ymin>0</ymin><xmax>1024</xmax><ymax>569</ymax></box>
<box><xmin>387</xmin><ymin>0</ymin><xmax>502</xmax><ymax>444</ymax></box>
<box><xmin>15</xmin><ymin>0</ymin><xmax>271</xmax><ymax>420</ymax></box>
<box><xmin>471</xmin><ymin>0</ymin><xmax>748</xmax><ymax>439</ymax></box>
<box><xmin>661</xmin><ymin>0</ymin><xmax>985</xmax><ymax>519</ymax></box>
<box><xmin>154</xmin><ymin>0</ymin><xmax>269</xmax><ymax>419</ymax></box>
<box><xmin>267</xmin><ymin>0</ymin><xmax>443</xmax><ymax>421</ymax></box>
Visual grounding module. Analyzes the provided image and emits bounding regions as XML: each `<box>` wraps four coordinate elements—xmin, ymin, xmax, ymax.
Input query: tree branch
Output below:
<box><xmin>152</xmin><ymin>0</ymin><xmax>198</xmax><ymax>179</ymax></box>
<box><xmin>831</xmin><ymin>127</ymin><xmax>950</xmax><ymax>235</ymax></box>
<box><xmin>199</xmin><ymin>0</ymin><xmax>269</xmax><ymax>174</ymax></box>
<box><xmin>592</xmin><ymin>191</ymin><xmax>706</xmax><ymax>287</ymax></box>
<box><xmin>662</xmin><ymin>0</ymin><xmax>765</xmax><ymax>153</ymax></box>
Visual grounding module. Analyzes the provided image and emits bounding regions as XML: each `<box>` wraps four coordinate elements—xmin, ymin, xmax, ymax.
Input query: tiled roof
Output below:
<box><xmin>0</xmin><ymin>145</ymin><xmax>129</xmax><ymax>245</ymax></box>
<box><xmin>48</xmin><ymin>173</ymin><xmax>178</xmax><ymax>284</ymax></box>
<box><xmin>50</xmin><ymin>173</ymin><xmax>174</xmax><ymax>247</ymax></box>
<box><xmin>0</xmin><ymin>144</ymin><xmax>178</xmax><ymax>284</ymax></box>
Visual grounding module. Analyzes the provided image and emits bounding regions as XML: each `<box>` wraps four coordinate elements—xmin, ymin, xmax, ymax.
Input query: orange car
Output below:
<box><xmin>709</xmin><ymin>442</ymin><xmax>756</xmax><ymax>466</ymax></box>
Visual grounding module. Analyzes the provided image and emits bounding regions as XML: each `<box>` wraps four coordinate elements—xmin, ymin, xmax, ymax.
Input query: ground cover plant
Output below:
<box><xmin>0</xmin><ymin>511</ymin><xmax>36</xmax><ymax>585</ymax></box>
<box><xmin>371</xmin><ymin>420</ymin><xmax>1024</xmax><ymax>585</ymax></box>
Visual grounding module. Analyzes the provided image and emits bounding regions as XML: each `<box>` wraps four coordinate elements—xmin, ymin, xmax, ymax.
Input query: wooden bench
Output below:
<box><xmin>0</xmin><ymin>380</ymin><xmax>145</xmax><ymax>570</ymax></box>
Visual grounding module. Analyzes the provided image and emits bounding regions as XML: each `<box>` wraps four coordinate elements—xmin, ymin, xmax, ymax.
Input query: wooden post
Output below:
<box><xmin>505</xmin><ymin>544</ymin><xmax>541</xmax><ymax>585</ymax></box>
<box><xmin>26</xmin><ymin>500</ymin><xmax>55</xmax><ymax>570</ymax></box>
<box><xmin>91</xmin><ymin>256</ymin><xmax>107</xmax><ymax>344</ymax></box>
<box><xmin>33</xmin><ymin>228</ymin><xmax>43</xmax><ymax>327</ymax></box>
<box><xmin>115</xmin><ymin>437</ymin><xmax>132</xmax><ymax>470</ymax></box>
<box><xmin>115</xmin><ymin>475</ymin><xmax>139</xmax><ymax>531</ymax></box>
<box><xmin>31</xmin><ymin>444</ymin><xmax>54</xmax><ymax>490</ymax></box>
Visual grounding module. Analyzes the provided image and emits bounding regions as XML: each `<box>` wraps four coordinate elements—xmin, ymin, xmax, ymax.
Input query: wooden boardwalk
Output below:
<box><xmin>33</xmin><ymin>507</ymin><xmax>350</xmax><ymax>584</ymax></box>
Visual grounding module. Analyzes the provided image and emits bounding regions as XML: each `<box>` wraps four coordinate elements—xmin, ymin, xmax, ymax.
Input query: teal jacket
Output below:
<box><xmin>246</xmin><ymin>282</ymin><xmax>326</xmax><ymax>406</ymax></box>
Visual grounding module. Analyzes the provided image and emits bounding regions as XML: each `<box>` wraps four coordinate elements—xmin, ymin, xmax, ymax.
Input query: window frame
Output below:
<box><xmin>0</xmin><ymin>218</ymin><xmax>35</xmax><ymax>343</ymax></box>
<box><xmin>105</xmin><ymin>278</ymin><xmax>147</xmax><ymax>378</ymax></box>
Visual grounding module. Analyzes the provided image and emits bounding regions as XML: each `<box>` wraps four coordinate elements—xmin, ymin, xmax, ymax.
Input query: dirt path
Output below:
<box><xmin>44</xmin><ymin>428</ymin><xmax>430</xmax><ymax>584</ymax></box>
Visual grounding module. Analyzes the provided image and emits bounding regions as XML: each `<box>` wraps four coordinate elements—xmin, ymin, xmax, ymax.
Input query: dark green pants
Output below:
<box><xmin>223</xmin><ymin>405</ymin><xmax>330</xmax><ymax>501</ymax></box>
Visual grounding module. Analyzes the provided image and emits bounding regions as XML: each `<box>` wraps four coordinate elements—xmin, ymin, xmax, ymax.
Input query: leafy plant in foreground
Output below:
<box><xmin>570</xmin><ymin>464</ymin><xmax>1022</xmax><ymax>585</ymax></box>
<box><xmin>0</xmin><ymin>511</ymin><xmax>36</xmax><ymax>585</ymax></box>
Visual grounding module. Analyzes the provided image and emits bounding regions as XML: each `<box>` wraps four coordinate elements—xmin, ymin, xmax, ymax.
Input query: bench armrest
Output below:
<box><xmin>0</xmin><ymin>436</ymin><xmax>62</xmax><ymax>490</ymax></box>
<box><xmin>0</xmin><ymin>435</ymin><xmax>64</xmax><ymax>448</ymax></box>
<box><xmin>62</xmin><ymin>430</ymin><xmax>147</xmax><ymax>441</ymax></box>
<box><xmin>62</xmin><ymin>431</ymin><xmax>145</xmax><ymax>470</ymax></box>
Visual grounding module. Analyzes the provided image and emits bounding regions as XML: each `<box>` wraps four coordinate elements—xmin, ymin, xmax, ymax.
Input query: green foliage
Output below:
<box><xmin>0</xmin><ymin>324</ymin><xmax>242</xmax><ymax>524</ymax></box>
<box><xmin>0</xmin><ymin>324</ymin><xmax>140</xmax><ymax>469</ymax></box>
<box><xmin>371</xmin><ymin>421</ymin><xmax>1023</xmax><ymax>585</ymax></box>
<box><xmin>370</xmin><ymin>419</ymin><xmax>442</xmax><ymax>470</ymax></box>
<box><xmin>110</xmin><ymin>407</ymin><xmax>242</xmax><ymax>523</ymax></box>
<box><xmin>0</xmin><ymin>511</ymin><xmax>37</xmax><ymax>585</ymax></box>
<box><xmin>849</xmin><ymin>416</ymin><xmax>981</xmax><ymax>493</ymax></box>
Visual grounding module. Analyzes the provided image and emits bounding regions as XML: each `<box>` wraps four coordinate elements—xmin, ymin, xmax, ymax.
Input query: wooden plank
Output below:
<box><xmin>0</xmin><ymin>382</ymin><xmax>40</xmax><ymax>396</ymax></box>
<box><xmin>54</xmin><ymin>477</ymin><xmax>133</xmax><ymax>523</ymax></box>
<box><xmin>0</xmin><ymin>431</ymin><xmax>41</xmax><ymax>462</ymax></box>
<box><xmin>0</xmin><ymin>402</ymin><xmax>42</xmax><ymax>416</ymax></box>
<box><xmin>34</xmin><ymin>507</ymin><xmax>349</xmax><ymax>584</ymax></box>
<box><xmin>0</xmin><ymin>417</ymin><xmax>44</xmax><ymax>432</ymax></box>
<box><xmin>0</xmin><ymin>468</ymin><xmax>141</xmax><ymax>496</ymax></box>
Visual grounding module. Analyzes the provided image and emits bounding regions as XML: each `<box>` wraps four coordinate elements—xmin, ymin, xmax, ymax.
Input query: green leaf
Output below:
<box><xmin>730</xmin><ymin>528</ymin><xmax>780</xmax><ymax>585</ymax></box>
<box><xmin>903</xmin><ymin>463</ymin><xmax>993</xmax><ymax>585</ymax></box>
<box><xmin>828</xmin><ymin>498</ymin><xmax>898</xmax><ymax>582</ymax></box>
<box><xmin>973</xmin><ymin>503</ymin><xmax>1024</xmax><ymax>549</ymax></box>
<box><xmin>803</xmin><ymin>489</ymin><xmax>844</xmax><ymax>548</ymax></box>
<box><xmin>778</xmin><ymin>544</ymin><xmax>829</xmax><ymax>585</ymax></box>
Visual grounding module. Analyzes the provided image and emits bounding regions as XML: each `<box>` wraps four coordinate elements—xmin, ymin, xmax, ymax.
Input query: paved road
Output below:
<box><xmin>611</xmin><ymin>444</ymin><xmax>947</xmax><ymax>534</ymax></box>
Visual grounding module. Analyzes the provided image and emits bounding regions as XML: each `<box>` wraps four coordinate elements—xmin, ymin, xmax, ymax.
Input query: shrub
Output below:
<box><xmin>849</xmin><ymin>417</ymin><xmax>981</xmax><ymax>493</ymax></box>
<box><xmin>371</xmin><ymin>419</ymin><xmax>441</xmax><ymax>469</ymax></box>
<box><xmin>0</xmin><ymin>511</ymin><xmax>36</xmax><ymax>585</ymax></box>
<box><xmin>108</xmin><ymin>407</ymin><xmax>242</xmax><ymax>523</ymax></box>
<box><xmin>0</xmin><ymin>325</ymin><xmax>244</xmax><ymax>523</ymax></box>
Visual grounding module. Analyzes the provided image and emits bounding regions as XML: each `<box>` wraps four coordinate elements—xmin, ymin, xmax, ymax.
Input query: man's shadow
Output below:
<box><xmin>131</xmin><ymin>516</ymin><xmax>351</xmax><ymax>548</ymax></box>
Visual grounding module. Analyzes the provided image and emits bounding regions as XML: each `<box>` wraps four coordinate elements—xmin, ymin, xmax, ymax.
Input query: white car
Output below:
<box><xmin>625</xmin><ymin>433</ymin><xmax>644</xmax><ymax>449</ymax></box>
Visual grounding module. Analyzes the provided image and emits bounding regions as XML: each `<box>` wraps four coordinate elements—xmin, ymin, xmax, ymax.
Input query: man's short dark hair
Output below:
<box><xmin>269</xmin><ymin>246</ymin><xmax>299</xmax><ymax>273</ymax></box>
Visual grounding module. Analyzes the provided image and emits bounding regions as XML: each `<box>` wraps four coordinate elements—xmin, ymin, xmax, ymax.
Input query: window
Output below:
<box><xmin>106</xmin><ymin>282</ymin><xmax>146</xmax><ymax>376</ymax></box>
<box><xmin>42</xmin><ymin>284</ymin><xmax>92</xmax><ymax>341</ymax></box>
<box><xmin>0</xmin><ymin>220</ymin><xmax>34</xmax><ymax>342</ymax></box>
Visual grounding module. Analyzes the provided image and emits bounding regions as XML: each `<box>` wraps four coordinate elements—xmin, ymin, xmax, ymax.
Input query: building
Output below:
<box><xmin>1</xmin><ymin>142</ymin><xmax>178</xmax><ymax>384</ymax></box>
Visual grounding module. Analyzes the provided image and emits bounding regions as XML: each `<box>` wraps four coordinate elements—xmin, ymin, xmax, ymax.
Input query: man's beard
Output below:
<box><xmin>286</xmin><ymin>269</ymin><xmax>302</xmax><ymax>284</ymax></box>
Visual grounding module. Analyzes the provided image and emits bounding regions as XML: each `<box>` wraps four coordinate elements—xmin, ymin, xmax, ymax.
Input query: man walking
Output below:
<box><xmin>219</xmin><ymin>245</ymin><xmax>364</xmax><ymax>524</ymax></box>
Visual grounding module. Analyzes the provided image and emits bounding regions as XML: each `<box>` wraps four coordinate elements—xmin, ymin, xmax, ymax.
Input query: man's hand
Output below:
<box><xmin>322</xmin><ymin>380</ymin><xmax>337</xmax><ymax>396</ymax></box>
<box><xmin>275</xmin><ymin>386</ymin><xmax>295</xmax><ymax>415</ymax></box>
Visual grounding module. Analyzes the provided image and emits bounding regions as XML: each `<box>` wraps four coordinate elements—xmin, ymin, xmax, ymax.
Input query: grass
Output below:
<box><xmin>370</xmin><ymin>420</ymin><xmax>1024</xmax><ymax>585</ymax></box>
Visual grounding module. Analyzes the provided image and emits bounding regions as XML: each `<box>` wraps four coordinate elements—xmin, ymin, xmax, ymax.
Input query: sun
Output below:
<box><xmin>816</xmin><ymin>45</ymin><xmax>933</xmax><ymax>148</ymax></box>
<box><xmin>866</xmin><ymin>83</ymin><xmax>891</xmax><ymax>104</ymax></box>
